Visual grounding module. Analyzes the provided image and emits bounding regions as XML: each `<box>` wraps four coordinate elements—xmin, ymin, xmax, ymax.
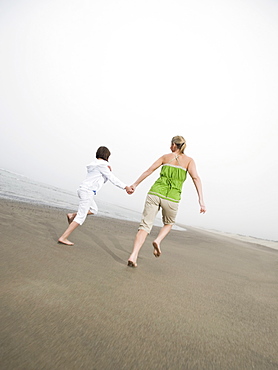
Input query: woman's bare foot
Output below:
<box><xmin>67</xmin><ymin>213</ymin><xmax>76</xmax><ymax>224</ymax></box>
<box><xmin>58</xmin><ymin>238</ymin><xmax>74</xmax><ymax>246</ymax></box>
<box><xmin>127</xmin><ymin>260</ymin><xmax>137</xmax><ymax>267</ymax></box>
<box><xmin>152</xmin><ymin>241</ymin><xmax>161</xmax><ymax>257</ymax></box>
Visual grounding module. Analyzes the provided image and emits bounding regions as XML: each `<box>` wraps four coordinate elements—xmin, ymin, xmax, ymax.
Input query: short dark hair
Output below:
<box><xmin>96</xmin><ymin>146</ymin><xmax>111</xmax><ymax>161</ymax></box>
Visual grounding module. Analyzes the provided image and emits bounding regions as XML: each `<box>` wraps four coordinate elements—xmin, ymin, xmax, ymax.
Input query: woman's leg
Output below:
<box><xmin>128</xmin><ymin>195</ymin><xmax>160</xmax><ymax>267</ymax></box>
<box><xmin>128</xmin><ymin>229</ymin><xmax>148</xmax><ymax>266</ymax></box>
<box><xmin>152</xmin><ymin>224</ymin><xmax>172</xmax><ymax>257</ymax></box>
<box><xmin>152</xmin><ymin>199</ymin><xmax>178</xmax><ymax>256</ymax></box>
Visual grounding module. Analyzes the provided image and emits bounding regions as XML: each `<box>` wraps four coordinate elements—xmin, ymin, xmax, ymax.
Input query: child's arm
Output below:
<box><xmin>99</xmin><ymin>163</ymin><xmax>131</xmax><ymax>192</ymax></box>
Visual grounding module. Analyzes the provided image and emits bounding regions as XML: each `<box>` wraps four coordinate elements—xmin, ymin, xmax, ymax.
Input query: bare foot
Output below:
<box><xmin>58</xmin><ymin>238</ymin><xmax>74</xmax><ymax>246</ymax></box>
<box><xmin>152</xmin><ymin>241</ymin><xmax>161</xmax><ymax>257</ymax></box>
<box><xmin>67</xmin><ymin>213</ymin><xmax>76</xmax><ymax>224</ymax></box>
<box><xmin>127</xmin><ymin>260</ymin><xmax>137</xmax><ymax>267</ymax></box>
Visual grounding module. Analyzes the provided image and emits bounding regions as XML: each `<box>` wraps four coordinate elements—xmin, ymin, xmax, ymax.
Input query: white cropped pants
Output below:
<box><xmin>74</xmin><ymin>188</ymin><xmax>98</xmax><ymax>225</ymax></box>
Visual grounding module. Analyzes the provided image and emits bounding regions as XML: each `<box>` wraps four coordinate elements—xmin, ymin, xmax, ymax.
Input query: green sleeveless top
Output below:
<box><xmin>148</xmin><ymin>164</ymin><xmax>187</xmax><ymax>203</ymax></box>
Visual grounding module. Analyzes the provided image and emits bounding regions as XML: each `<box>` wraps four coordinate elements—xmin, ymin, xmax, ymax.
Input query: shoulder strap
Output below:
<box><xmin>168</xmin><ymin>155</ymin><xmax>181</xmax><ymax>165</ymax></box>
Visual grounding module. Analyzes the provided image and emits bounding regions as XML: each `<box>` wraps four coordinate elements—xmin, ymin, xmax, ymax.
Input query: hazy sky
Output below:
<box><xmin>1</xmin><ymin>0</ymin><xmax>278</xmax><ymax>240</ymax></box>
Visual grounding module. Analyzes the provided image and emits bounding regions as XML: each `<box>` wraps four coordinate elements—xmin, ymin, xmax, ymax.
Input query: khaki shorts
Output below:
<box><xmin>139</xmin><ymin>194</ymin><xmax>179</xmax><ymax>234</ymax></box>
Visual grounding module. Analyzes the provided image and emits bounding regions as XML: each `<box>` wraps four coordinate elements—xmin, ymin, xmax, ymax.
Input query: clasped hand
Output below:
<box><xmin>125</xmin><ymin>184</ymin><xmax>136</xmax><ymax>195</ymax></box>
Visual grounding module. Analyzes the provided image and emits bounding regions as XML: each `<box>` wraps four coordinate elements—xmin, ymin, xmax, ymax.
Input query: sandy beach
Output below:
<box><xmin>0</xmin><ymin>198</ymin><xmax>278</xmax><ymax>369</ymax></box>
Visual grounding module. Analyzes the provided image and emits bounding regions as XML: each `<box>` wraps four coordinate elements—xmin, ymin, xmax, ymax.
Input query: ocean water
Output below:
<box><xmin>2</xmin><ymin>169</ymin><xmax>278</xmax><ymax>248</ymax></box>
<box><xmin>0</xmin><ymin>168</ymin><xmax>143</xmax><ymax>222</ymax></box>
<box><xmin>0</xmin><ymin>169</ymin><xmax>184</xmax><ymax>229</ymax></box>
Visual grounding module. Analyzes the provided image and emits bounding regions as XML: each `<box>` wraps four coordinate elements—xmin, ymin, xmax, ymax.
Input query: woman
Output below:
<box><xmin>58</xmin><ymin>146</ymin><xmax>133</xmax><ymax>246</ymax></box>
<box><xmin>127</xmin><ymin>136</ymin><xmax>206</xmax><ymax>267</ymax></box>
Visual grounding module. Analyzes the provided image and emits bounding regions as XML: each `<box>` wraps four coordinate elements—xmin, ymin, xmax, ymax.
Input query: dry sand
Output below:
<box><xmin>0</xmin><ymin>199</ymin><xmax>278</xmax><ymax>369</ymax></box>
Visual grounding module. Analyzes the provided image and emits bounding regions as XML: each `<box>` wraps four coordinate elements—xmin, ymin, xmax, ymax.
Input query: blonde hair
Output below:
<box><xmin>171</xmin><ymin>135</ymin><xmax>186</xmax><ymax>154</ymax></box>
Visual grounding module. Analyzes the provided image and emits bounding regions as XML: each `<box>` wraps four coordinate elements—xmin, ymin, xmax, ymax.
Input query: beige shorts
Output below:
<box><xmin>139</xmin><ymin>194</ymin><xmax>179</xmax><ymax>234</ymax></box>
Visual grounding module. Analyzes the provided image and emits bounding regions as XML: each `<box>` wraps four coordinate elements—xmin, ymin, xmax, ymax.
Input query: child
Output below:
<box><xmin>58</xmin><ymin>146</ymin><xmax>133</xmax><ymax>246</ymax></box>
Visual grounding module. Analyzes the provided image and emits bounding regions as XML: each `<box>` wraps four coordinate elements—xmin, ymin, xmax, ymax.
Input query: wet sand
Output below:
<box><xmin>0</xmin><ymin>199</ymin><xmax>277</xmax><ymax>369</ymax></box>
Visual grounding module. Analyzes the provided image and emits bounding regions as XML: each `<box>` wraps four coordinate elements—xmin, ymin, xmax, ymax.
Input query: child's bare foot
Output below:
<box><xmin>58</xmin><ymin>238</ymin><xmax>74</xmax><ymax>246</ymax></box>
<box><xmin>152</xmin><ymin>241</ymin><xmax>161</xmax><ymax>257</ymax></box>
<box><xmin>67</xmin><ymin>213</ymin><xmax>76</xmax><ymax>224</ymax></box>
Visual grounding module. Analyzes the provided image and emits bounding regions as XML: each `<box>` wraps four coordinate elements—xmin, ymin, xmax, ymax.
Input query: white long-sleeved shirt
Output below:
<box><xmin>79</xmin><ymin>159</ymin><xmax>126</xmax><ymax>193</ymax></box>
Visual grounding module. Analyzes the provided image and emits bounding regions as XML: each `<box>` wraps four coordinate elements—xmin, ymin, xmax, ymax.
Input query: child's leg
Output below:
<box><xmin>58</xmin><ymin>221</ymin><xmax>79</xmax><ymax>245</ymax></box>
<box><xmin>67</xmin><ymin>213</ymin><xmax>77</xmax><ymax>224</ymax></box>
<box><xmin>58</xmin><ymin>189</ymin><xmax>94</xmax><ymax>245</ymax></box>
<box><xmin>73</xmin><ymin>189</ymin><xmax>96</xmax><ymax>225</ymax></box>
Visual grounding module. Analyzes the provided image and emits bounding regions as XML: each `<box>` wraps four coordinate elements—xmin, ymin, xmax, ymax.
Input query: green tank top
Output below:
<box><xmin>148</xmin><ymin>164</ymin><xmax>187</xmax><ymax>203</ymax></box>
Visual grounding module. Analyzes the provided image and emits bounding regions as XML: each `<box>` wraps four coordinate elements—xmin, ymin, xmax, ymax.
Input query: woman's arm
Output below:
<box><xmin>132</xmin><ymin>156</ymin><xmax>164</xmax><ymax>189</ymax></box>
<box><xmin>187</xmin><ymin>159</ymin><xmax>206</xmax><ymax>213</ymax></box>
